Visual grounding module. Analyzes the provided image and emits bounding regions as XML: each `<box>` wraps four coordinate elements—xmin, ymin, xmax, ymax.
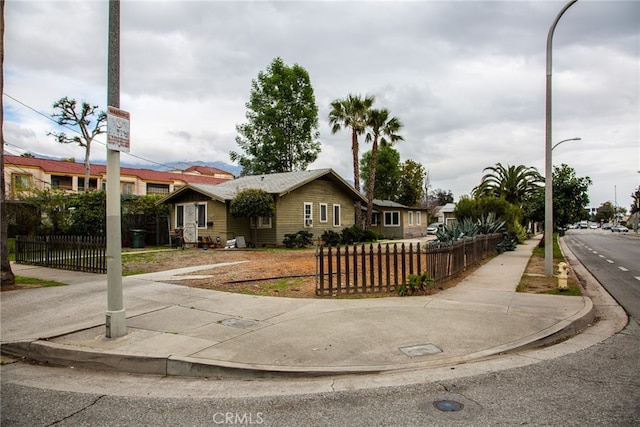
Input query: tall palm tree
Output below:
<box><xmin>364</xmin><ymin>108</ymin><xmax>404</xmax><ymax>227</ymax></box>
<box><xmin>328</xmin><ymin>94</ymin><xmax>375</xmax><ymax>226</ymax></box>
<box><xmin>472</xmin><ymin>163</ymin><xmax>543</xmax><ymax>208</ymax></box>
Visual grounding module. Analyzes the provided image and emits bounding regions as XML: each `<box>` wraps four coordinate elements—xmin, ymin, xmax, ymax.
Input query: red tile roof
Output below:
<box><xmin>4</xmin><ymin>155</ymin><xmax>232</xmax><ymax>186</ymax></box>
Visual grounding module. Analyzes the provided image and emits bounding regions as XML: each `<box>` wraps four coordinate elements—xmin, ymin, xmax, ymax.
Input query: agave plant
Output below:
<box><xmin>436</xmin><ymin>212</ymin><xmax>505</xmax><ymax>242</ymax></box>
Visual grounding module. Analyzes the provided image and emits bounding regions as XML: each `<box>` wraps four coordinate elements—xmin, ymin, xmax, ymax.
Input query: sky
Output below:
<box><xmin>3</xmin><ymin>0</ymin><xmax>639</xmax><ymax>212</ymax></box>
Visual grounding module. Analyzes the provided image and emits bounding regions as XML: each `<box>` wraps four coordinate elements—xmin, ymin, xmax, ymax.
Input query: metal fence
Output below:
<box><xmin>15</xmin><ymin>235</ymin><xmax>107</xmax><ymax>274</ymax></box>
<box><xmin>315</xmin><ymin>233</ymin><xmax>503</xmax><ymax>296</ymax></box>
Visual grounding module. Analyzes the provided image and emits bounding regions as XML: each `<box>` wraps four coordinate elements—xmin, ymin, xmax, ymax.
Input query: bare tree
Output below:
<box><xmin>49</xmin><ymin>97</ymin><xmax>106</xmax><ymax>191</ymax></box>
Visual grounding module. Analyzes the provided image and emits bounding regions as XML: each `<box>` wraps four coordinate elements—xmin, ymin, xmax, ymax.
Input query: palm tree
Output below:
<box><xmin>328</xmin><ymin>94</ymin><xmax>375</xmax><ymax>226</ymax></box>
<box><xmin>472</xmin><ymin>163</ymin><xmax>543</xmax><ymax>207</ymax></box>
<box><xmin>363</xmin><ymin>108</ymin><xmax>404</xmax><ymax>227</ymax></box>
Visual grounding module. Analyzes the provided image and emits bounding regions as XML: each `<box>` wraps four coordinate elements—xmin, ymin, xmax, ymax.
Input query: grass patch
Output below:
<box><xmin>517</xmin><ymin>233</ymin><xmax>582</xmax><ymax>296</ymax></box>
<box><xmin>263</xmin><ymin>277</ymin><xmax>304</xmax><ymax>291</ymax></box>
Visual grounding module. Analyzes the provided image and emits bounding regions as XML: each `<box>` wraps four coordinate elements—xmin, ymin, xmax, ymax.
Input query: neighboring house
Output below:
<box><xmin>368</xmin><ymin>199</ymin><xmax>429</xmax><ymax>239</ymax></box>
<box><xmin>3</xmin><ymin>154</ymin><xmax>234</xmax><ymax>199</ymax></box>
<box><xmin>434</xmin><ymin>202</ymin><xmax>457</xmax><ymax>226</ymax></box>
<box><xmin>159</xmin><ymin>169</ymin><xmax>367</xmax><ymax>247</ymax></box>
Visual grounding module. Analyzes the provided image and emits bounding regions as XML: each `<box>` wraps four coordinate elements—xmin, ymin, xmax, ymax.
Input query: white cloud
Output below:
<box><xmin>3</xmin><ymin>0</ymin><xmax>639</xmax><ymax>210</ymax></box>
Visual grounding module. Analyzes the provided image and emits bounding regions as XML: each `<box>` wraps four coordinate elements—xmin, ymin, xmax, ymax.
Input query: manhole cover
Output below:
<box><xmin>399</xmin><ymin>343</ymin><xmax>442</xmax><ymax>357</ymax></box>
<box><xmin>434</xmin><ymin>400</ymin><xmax>464</xmax><ymax>412</ymax></box>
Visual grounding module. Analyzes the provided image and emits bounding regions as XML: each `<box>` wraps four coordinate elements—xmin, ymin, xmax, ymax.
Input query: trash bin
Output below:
<box><xmin>129</xmin><ymin>229</ymin><xmax>146</xmax><ymax>248</ymax></box>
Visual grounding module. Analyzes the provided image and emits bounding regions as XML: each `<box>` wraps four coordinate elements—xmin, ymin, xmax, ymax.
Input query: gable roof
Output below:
<box><xmin>160</xmin><ymin>169</ymin><xmax>367</xmax><ymax>204</ymax></box>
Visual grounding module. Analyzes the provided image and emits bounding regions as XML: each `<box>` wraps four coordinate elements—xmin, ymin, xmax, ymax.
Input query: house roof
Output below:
<box><xmin>373</xmin><ymin>199</ymin><xmax>409</xmax><ymax>209</ymax></box>
<box><xmin>4</xmin><ymin>155</ymin><xmax>232</xmax><ymax>186</ymax></box>
<box><xmin>160</xmin><ymin>169</ymin><xmax>367</xmax><ymax>204</ymax></box>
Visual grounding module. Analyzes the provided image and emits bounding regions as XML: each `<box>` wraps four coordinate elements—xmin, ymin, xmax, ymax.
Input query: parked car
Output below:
<box><xmin>602</xmin><ymin>223</ymin><xmax>612</xmax><ymax>230</ymax></box>
<box><xmin>579</xmin><ymin>221</ymin><xmax>589</xmax><ymax>229</ymax></box>
<box><xmin>589</xmin><ymin>224</ymin><xmax>598</xmax><ymax>229</ymax></box>
<box><xmin>426</xmin><ymin>223</ymin><xmax>445</xmax><ymax>235</ymax></box>
<box><xmin>611</xmin><ymin>225</ymin><xmax>629</xmax><ymax>232</ymax></box>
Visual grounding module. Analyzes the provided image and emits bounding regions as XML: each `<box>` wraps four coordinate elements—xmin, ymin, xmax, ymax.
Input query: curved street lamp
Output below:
<box><xmin>545</xmin><ymin>0</ymin><xmax>579</xmax><ymax>277</ymax></box>
<box><xmin>552</xmin><ymin>137</ymin><xmax>581</xmax><ymax>151</ymax></box>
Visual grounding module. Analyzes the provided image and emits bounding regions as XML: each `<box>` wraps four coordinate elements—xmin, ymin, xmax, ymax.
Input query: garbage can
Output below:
<box><xmin>129</xmin><ymin>229</ymin><xmax>146</xmax><ymax>248</ymax></box>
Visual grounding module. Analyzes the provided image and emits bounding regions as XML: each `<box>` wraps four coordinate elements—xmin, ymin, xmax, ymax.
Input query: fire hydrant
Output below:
<box><xmin>557</xmin><ymin>262</ymin><xmax>569</xmax><ymax>290</ymax></box>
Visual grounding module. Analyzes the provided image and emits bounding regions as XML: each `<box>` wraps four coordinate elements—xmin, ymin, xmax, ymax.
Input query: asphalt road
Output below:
<box><xmin>563</xmin><ymin>229</ymin><xmax>640</xmax><ymax>320</ymax></box>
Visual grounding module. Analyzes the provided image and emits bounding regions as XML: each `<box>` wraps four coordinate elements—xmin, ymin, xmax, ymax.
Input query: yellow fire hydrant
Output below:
<box><xmin>557</xmin><ymin>262</ymin><xmax>569</xmax><ymax>290</ymax></box>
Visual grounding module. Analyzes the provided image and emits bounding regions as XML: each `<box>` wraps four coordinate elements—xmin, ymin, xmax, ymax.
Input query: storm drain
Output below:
<box><xmin>220</xmin><ymin>318</ymin><xmax>259</xmax><ymax>329</ymax></box>
<box><xmin>433</xmin><ymin>400</ymin><xmax>464</xmax><ymax>412</ymax></box>
<box><xmin>399</xmin><ymin>343</ymin><xmax>442</xmax><ymax>357</ymax></box>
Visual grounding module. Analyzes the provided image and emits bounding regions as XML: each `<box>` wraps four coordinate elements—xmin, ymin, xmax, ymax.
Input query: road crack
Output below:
<box><xmin>47</xmin><ymin>394</ymin><xmax>106</xmax><ymax>426</ymax></box>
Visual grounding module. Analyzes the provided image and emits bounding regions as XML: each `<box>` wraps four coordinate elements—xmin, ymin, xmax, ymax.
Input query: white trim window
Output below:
<box><xmin>416</xmin><ymin>211</ymin><xmax>422</xmax><ymax>226</ymax></box>
<box><xmin>175</xmin><ymin>202</ymin><xmax>207</xmax><ymax>229</ymax></box>
<box><xmin>196</xmin><ymin>203</ymin><xmax>207</xmax><ymax>229</ymax></box>
<box><xmin>408</xmin><ymin>211</ymin><xmax>414</xmax><ymax>226</ymax></box>
<box><xmin>333</xmin><ymin>204</ymin><xmax>341</xmax><ymax>227</ymax></box>
<box><xmin>319</xmin><ymin>203</ymin><xmax>328</xmax><ymax>223</ymax></box>
<box><xmin>304</xmin><ymin>202</ymin><xmax>313</xmax><ymax>227</ymax></box>
<box><xmin>175</xmin><ymin>205</ymin><xmax>184</xmax><ymax>228</ymax></box>
<box><xmin>384</xmin><ymin>211</ymin><xmax>400</xmax><ymax>227</ymax></box>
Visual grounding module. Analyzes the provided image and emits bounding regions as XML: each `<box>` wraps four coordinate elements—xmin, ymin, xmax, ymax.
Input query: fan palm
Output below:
<box><xmin>328</xmin><ymin>94</ymin><xmax>375</xmax><ymax>225</ymax></box>
<box><xmin>363</xmin><ymin>108</ymin><xmax>404</xmax><ymax>227</ymax></box>
<box><xmin>472</xmin><ymin>163</ymin><xmax>543</xmax><ymax>207</ymax></box>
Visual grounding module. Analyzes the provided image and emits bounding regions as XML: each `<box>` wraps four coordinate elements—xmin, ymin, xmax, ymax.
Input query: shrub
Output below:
<box><xmin>397</xmin><ymin>272</ymin><xmax>434</xmax><ymax>296</ymax></box>
<box><xmin>282</xmin><ymin>230</ymin><xmax>314</xmax><ymax>248</ymax></box>
<box><xmin>320</xmin><ymin>230</ymin><xmax>341</xmax><ymax>247</ymax></box>
<box><xmin>340</xmin><ymin>225</ymin><xmax>380</xmax><ymax>244</ymax></box>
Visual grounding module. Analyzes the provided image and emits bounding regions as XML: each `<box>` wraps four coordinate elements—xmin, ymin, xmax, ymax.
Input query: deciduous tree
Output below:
<box><xmin>231</xmin><ymin>57</ymin><xmax>320</xmax><ymax>175</ymax></box>
<box><xmin>49</xmin><ymin>97</ymin><xmax>106</xmax><ymax>191</ymax></box>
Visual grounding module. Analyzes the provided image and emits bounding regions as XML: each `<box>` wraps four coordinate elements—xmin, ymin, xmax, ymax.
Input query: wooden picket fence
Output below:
<box><xmin>15</xmin><ymin>235</ymin><xmax>107</xmax><ymax>274</ymax></box>
<box><xmin>315</xmin><ymin>234</ymin><xmax>503</xmax><ymax>296</ymax></box>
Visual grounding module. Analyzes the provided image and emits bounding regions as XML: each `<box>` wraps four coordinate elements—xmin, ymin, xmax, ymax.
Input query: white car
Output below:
<box><xmin>426</xmin><ymin>223</ymin><xmax>445</xmax><ymax>235</ymax></box>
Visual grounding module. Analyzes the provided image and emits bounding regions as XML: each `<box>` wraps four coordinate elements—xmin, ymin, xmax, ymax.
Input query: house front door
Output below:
<box><xmin>183</xmin><ymin>203</ymin><xmax>198</xmax><ymax>245</ymax></box>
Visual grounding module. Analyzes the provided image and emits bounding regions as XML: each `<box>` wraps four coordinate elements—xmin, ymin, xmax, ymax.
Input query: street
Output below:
<box><xmin>563</xmin><ymin>228</ymin><xmax>640</xmax><ymax>320</ymax></box>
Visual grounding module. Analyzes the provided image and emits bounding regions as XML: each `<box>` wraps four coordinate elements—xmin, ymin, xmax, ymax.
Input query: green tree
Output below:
<box><xmin>231</xmin><ymin>57</ymin><xmax>320</xmax><ymax>175</ymax></box>
<box><xmin>229</xmin><ymin>189</ymin><xmax>275</xmax><ymax>247</ymax></box>
<box><xmin>397</xmin><ymin>159</ymin><xmax>426</xmax><ymax>207</ymax></box>
<box><xmin>328</xmin><ymin>93</ymin><xmax>375</xmax><ymax>226</ymax></box>
<box><xmin>363</xmin><ymin>108</ymin><xmax>404</xmax><ymax>227</ymax></box>
<box><xmin>473</xmin><ymin>163</ymin><xmax>543</xmax><ymax>208</ymax></box>
<box><xmin>360</xmin><ymin>144</ymin><xmax>401</xmax><ymax>202</ymax></box>
<box><xmin>49</xmin><ymin>97</ymin><xmax>106</xmax><ymax>191</ymax></box>
<box><xmin>455</xmin><ymin>195</ymin><xmax>522</xmax><ymax>235</ymax></box>
<box><xmin>593</xmin><ymin>201</ymin><xmax>615</xmax><ymax>224</ymax></box>
<box><xmin>631</xmin><ymin>186</ymin><xmax>640</xmax><ymax>214</ymax></box>
<box><xmin>525</xmin><ymin>164</ymin><xmax>592</xmax><ymax>228</ymax></box>
<box><xmin>551</xmin><ymin>164</ymin><xmax>592</xmax><ymax>228</ymax></box>
<box><xmin>430</xmin><ymin>188</ymin><xmax>454</xmax><ymax>205</ymax></box>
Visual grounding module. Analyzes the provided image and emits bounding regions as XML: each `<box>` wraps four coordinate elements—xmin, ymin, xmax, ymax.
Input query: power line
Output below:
<box><xmin>2</xmin><ymin>92</ymin><xmax>182</xmax><ymax>171</ymax></box>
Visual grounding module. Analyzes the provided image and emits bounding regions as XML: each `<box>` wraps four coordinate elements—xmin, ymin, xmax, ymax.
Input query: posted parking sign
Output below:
<box><xmin>107</xmin><ymin>106</ymin><xmax>130</xmax><ymax>152</ymax></box>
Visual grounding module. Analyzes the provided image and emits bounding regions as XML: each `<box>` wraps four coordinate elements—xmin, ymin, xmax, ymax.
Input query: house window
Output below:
<box><xmin>51</xmin><ymin>175</ymin><xmax>72</xmax><ymax>190</ymax></box>
<box><xmin>319</xmin><ymin>203</ymin><xmax>328</xmax><ymax>223</ymax></box>
<box><xmin>333</xmin><ymin>204</ymin><xmax>341</xmax><ymax>227</ymax></box>
<box><xmin>304</xmin><ymin>202</ymin><xmax>313</xmax><ymax>227</ymax></box>
<box><xmin>384</xmin><ymin>211</ymin><xmax>400</xmax><ymax>227</ymax></box>
<box><xmin>416</xmin><ymin>211</ymin><xmax>422</xmax><ymax>226</ymax></box>
<box><xmin>122</xmin><ymin>183</ymin><xmax>133</xmax><ymax>195</ymax></box>
<box><xmin>12</xmin><ymin>174</ymin><xmax>32</xmax><ymax>196</ymax></box>
<box><xmin>197</xmin><ymin>204</ymin><xmax>206</xmax><ymax>229</ymax></box>
<box><xmin>78</xmin><ymin>177</ymin><xmax>97</xmax><ymax>190</ymax></box>
<box><xmin>371</xmin><ymin>212</ymin><xmax>379</xmax><ymax>226</ymax></box>
<box><xmin>176</xmin><ymin>205</ymin><xmax>184</xmax><ymax>228</ymax></box>
<box><xmin>408</xmin><ymin>211</ymin><xmax>414</xmax><ymax>226</ymax></box>
<box><xmin>251</xmin><ymin>216</ymin><xmax>272</xmax><ymax>228</ymax></box>
<box><xmin>147</xmin><ymin>183</ymin><xmax>170</xmax><ymax>195</ymax></box>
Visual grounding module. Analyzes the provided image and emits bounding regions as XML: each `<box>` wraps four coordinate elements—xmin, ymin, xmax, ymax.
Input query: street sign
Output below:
<box><xmin>107</xmin><ymin>106</ymin><xmax>130</xmax><ymax>152</ymax></box>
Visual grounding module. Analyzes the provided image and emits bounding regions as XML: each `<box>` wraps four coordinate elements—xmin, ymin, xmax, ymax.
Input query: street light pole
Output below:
<box><xmin>545</xmin><ymin>0</ymin><xmax>579</xmax><ymax>277</ymax></box>
<box><xmin>552</xmin><ymin>137</ymin><xmax>581</xmax><ymax>151</ymax></box>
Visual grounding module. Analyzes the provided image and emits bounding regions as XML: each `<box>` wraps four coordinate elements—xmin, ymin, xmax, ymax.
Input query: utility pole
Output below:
<box><xmin>105</xmin><ymin>0</ymin><xmax>126</xmax><ymax>338</ymax></box>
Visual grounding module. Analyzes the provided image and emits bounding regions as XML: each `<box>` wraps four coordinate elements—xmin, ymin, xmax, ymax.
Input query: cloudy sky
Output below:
<box><xmin>3</xmin><ymin>0</ymin><xmax>639</xmax><ymax>211</ymax></box>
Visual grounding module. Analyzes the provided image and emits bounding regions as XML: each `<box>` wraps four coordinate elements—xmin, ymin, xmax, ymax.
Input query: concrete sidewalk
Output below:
<box><xmin>0</xmin><ymin>237</ymin><xmax>604</xmax><ymax>378</ymax></box>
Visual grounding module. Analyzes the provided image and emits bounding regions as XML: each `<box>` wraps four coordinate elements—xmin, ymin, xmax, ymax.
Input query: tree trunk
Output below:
<box><xmin>351</xmin><ymin>128</ymin><xmax>362</xmax><ymax>226</ymax></box>
<box><xmin>0</xmin><ymin>0</ymin><xmax>15</xmax><ymax>287</ymax></box>
<box><xmin>83</xmin><ymin>141</ymin><xmax>91</xmax><ymax>191</ymax></box>
<box><xmin>365</xmin><ymin>139</ymin><xmax>379</xmax><ymax>229</ymax></box>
